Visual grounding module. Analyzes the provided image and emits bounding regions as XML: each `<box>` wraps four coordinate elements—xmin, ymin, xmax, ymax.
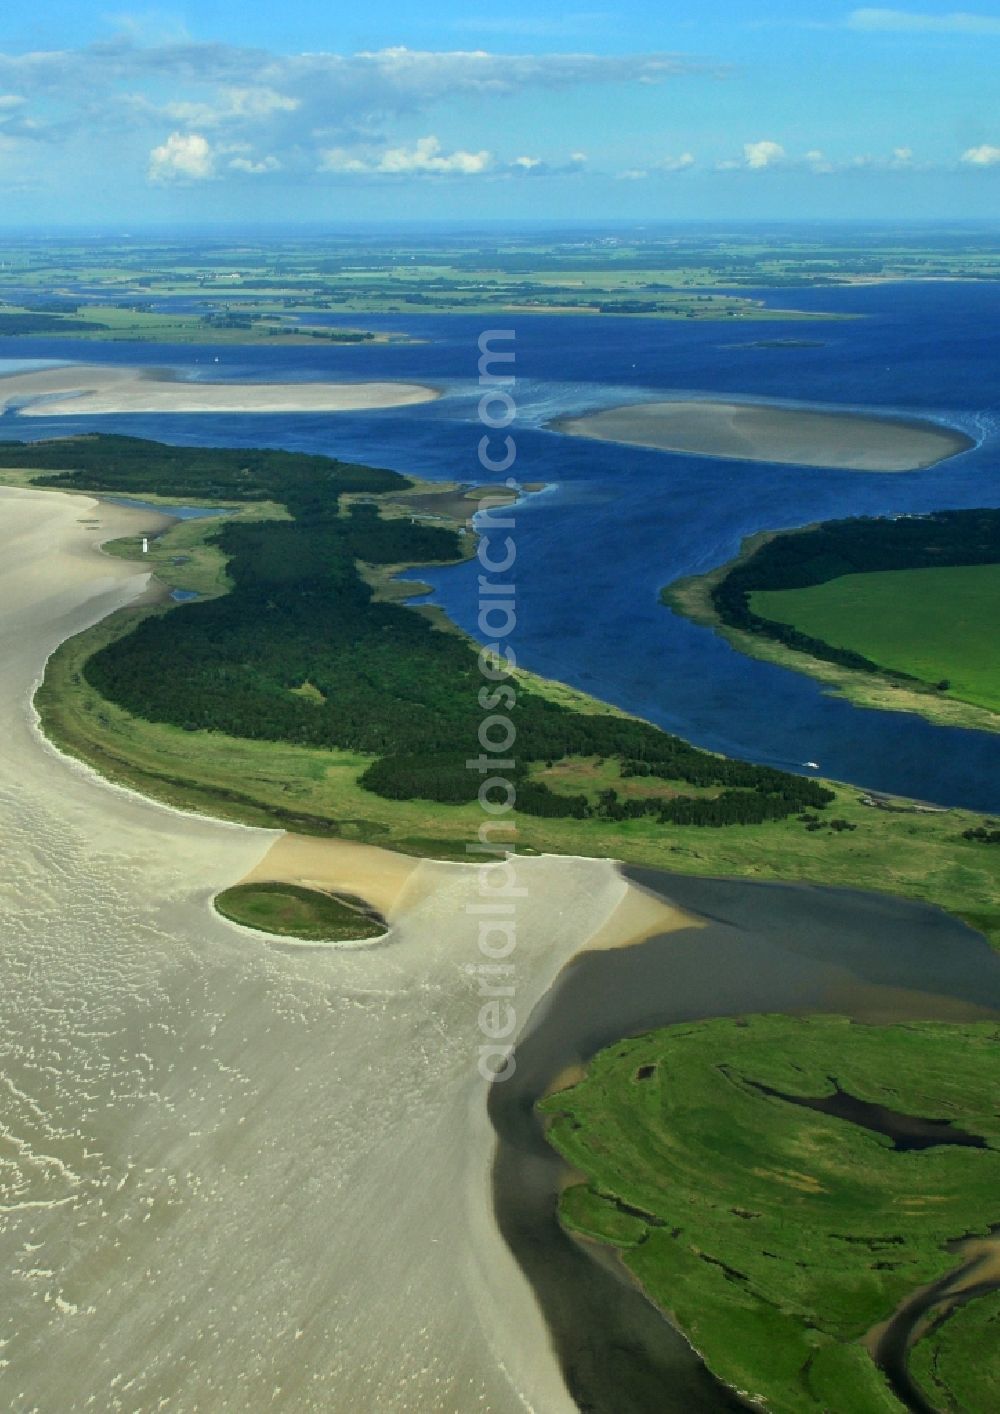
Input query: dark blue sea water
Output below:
<box><xmin>3</xmin><ymin>280</ymin><xmax>999</xmax><ymax>810</ymax></box>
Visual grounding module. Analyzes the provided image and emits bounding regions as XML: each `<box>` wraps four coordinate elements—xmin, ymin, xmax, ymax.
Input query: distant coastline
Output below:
<box><xmin>552</xmin><ymin>397</ymin><xmax>974</xmax><ymax>472</ymax></box>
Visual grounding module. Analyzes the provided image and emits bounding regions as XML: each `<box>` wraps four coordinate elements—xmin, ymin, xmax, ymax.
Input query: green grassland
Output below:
<box><xmin>909</xmin><ymin>1288</ymin><xmax>1000</xmax><ymax>1413</ymax></box>
<box><xmin>214</xmin><ymin>882</ymin><xmax>387</xmax><ymax>943</ymax></box>
<box><xmin>540</xmin><ymin>1015</ymin><xmax>1000</xmax><ymax>1412</ymax></box>
<box><xmin>101</xmin><ymin>501</ymin><xmax>290</xmax><ymax>598</ymax></box>
<box><xmin>751</xmin><ymin>564</ymin><xmax>1000</xmax><ymax>715</ymax></box>
<box><xmin>14</xmin><ymin>436</ymin><xmax>842</xmax><ymax>832</ymax></box>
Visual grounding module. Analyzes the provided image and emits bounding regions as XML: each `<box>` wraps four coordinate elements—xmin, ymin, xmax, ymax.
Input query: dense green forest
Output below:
<box><xmin>7</xmin><ymin>434</ymin><xmax>833</xmax><ymax>825</ymax></box>
<box><xmin>0</xmin><ymin>432</ymin><xmax>404</xmax><ymax>507</ymax></box>
<box><xmin>713</xmin><ymin>510</ymin><xmax>1000</xmax><ymax>675</ymax></box>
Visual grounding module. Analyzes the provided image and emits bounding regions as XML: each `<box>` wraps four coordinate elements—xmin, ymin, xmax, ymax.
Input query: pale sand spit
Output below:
<box><xmin>237</xmin><ymin>835</ymin><xmax>423</xmax><ymax>921</ymax></box>
<box><xmin>553</xmin><ymin>397</ymin><xmax>973</xmax><ymax>471</ymax></box>
<box><xmin>0</xmin><ymin>484</ymin><xmax>693</xmax><ymax>1413</ymax></box>
<box><xmin>0</xmin><ymin>362</ymin><xmax>439</xmax><ymax>416</ymax></box>
<box><xmin>582</xmin><ymin>875</ymin><xmax>701</xmax><ymax>952</ymax></box>
<box><xmin>240</xmin><ymin>833</ymin><xmax>695</xmax><ymax>951</ymax></box>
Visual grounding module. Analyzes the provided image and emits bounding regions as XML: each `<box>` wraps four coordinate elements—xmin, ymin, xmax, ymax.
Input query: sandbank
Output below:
<box><xmin>580</xmin><ymin>874</ymin><xmax>700</xmax><ymax>952</ymax></box>
<box><xmin>236</xmin><ymin>834</ymin><xmax>422</xmax><ymax>923</ymax></box>
<box><xmin>239</xmin><ymin>832</ymin><xmax>693</xmax><ymax>951</ymax></box>
<box><xmin>0</xmin><ymin>362</ymin><xmax>439</xmax><ymax>416</ymax></box>
<box><xmin>553</xmin><ymin>397</ymin><xmax>973</xmax><ymax>471</ymax></box>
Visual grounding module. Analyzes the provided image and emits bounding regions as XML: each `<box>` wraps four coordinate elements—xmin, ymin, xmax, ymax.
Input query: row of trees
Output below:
<box><xmin>591</xmin><ymin>786</ymin><xmax>814</xmax><ymax>828</ymax></box>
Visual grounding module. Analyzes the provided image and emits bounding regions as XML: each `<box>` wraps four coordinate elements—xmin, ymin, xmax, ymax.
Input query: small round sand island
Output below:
<box><xmin>0</xmin><ymin>363</ymin><xmax>439</xmax><ymax>416</ymax></box>
<box><xmin>552</xmin><ymin>398</ymin><xmax>973</xmax><ymax>472</ymax></box>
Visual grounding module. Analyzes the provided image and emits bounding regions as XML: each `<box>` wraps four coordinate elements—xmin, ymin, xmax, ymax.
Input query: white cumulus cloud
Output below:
<box><xmin>0</xmin><ymin>38</ymin><xmax>726</xmax><ymax>189</ymax></box>
<box><xmin>229</xmin><ymin>153</ymin><xmax>281</xmax><ymax>173</ymax></box>
<box><xmin>0</xmin><ymin>91</ymin><xmax>49</xmax><ymax>142</ymax></box>
<box><xmin>317</xmin><ymin>148</ymin><xmax>367</xmax><ymax>173</ymax></box>
<box><xmin>962</xmin><ymin>144</ymin><xmax>1000</xmax><ymax>165</ymax></box>
<box><xmin>744</xmin><ymin>140</ymin><xmax>786</xmax><ymax>169</ymax></box>
<box><xmin>378</xmin><ymin>136</ymin><xmax>490</xmax><ymax>174</ymax></box>
<box><xmin>149</xmin><ymin>86</ymin><xmax>300</xmax><ymax>129</ymax></box>
<box><xmin>148</xmin><ymin>130</ymin><xmax>214</xmax><ymax>182</ymax></box>
<box><xmin>321</xmin><ymin>134</ymin><xmax>492</xmax><ymax>176</ymax></box>
<box><xmin>658</xmin><ymin>151</ymin><xmax>695</xmax><ymax>171</ymax></box>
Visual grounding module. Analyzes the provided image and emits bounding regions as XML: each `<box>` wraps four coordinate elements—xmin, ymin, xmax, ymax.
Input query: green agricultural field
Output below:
<box><xmin>541</xmin><ymin>1015</ymin><xmax>1000</xmax><ymax>1413</ymax></box>
<box><xmin>214</xmin><ymin>882</ymin><xmax>386</xmax><ymax>943</ymax></box>
<box><xmin>751</xmin><ymin>563</ymin><xmax>1000</xmax><ymax>714</ymax></box>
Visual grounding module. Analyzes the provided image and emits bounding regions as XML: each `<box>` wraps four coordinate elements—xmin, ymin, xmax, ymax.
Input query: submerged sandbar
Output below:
<box><xmin>0</xmin><ymin>363</ymin><xmax>439</xmax><ymax>416</ymax></box>
<box><xmin>552</xmin><ymin>398</ymin><xmax>973</xmax><ymax>472</ymax></box>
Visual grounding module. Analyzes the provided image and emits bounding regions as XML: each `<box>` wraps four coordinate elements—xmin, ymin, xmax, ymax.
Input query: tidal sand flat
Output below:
<box><xmin>0</xmin><ymin>484</ymin><xmax>687</xmax><ymax>1412</ymax></box>
<box><xmin>239</xmin><ymin>834</ymin><xmax>689</xmax><ymax>949</ymax></box>
<box><xmin>0</xmin><ymin>363</ymin><xmax>439</xmax><ymax>416</ymax></box>
<box><xmin>236</xmin><ymin>834</ymin><xmax>424</xmax><ymax>924</ymax></box>
<box><xmin>553</xmin><ymin>398</ymin><xmax>973</xmax><ymax>471</ymax></box>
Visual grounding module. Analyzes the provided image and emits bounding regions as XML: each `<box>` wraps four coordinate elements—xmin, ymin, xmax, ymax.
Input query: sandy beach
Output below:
<box><xmin>553</xmin><ymin>397</ymin><xmax>973</xmax><ymax>471</ymax></box>
<box><xmin>0</xmin><ymin>363</ymin><xmax>439</xmax><ymax>416</ymax></box>
<box><xmin>0</xmin><ymin>483</ymin><xmax>690</xmax><ymax>1412</ymax></box>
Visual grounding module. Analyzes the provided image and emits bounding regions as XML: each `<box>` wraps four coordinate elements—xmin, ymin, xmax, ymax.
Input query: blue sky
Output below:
<box><xmin>3</xmin><ymin>4</ymin><xmax>1000</xmax><ymax>224</ymax></box>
